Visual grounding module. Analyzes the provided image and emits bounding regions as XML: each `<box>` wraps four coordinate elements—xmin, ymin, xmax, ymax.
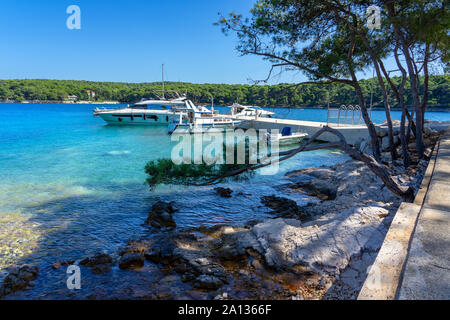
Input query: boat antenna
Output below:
<box><xmin>162</xmin><ymin>64</ymin><xmax>165</xmax><ymax>99</ymax></box>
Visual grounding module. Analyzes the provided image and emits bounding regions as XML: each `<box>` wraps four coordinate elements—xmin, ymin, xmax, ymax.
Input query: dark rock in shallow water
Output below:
<box><xmin>286</xmin><ymin>167</ymin><xmax>335</xmax><ymax>180</ymax></box>
<box><xmin>0</xmin><ymin>265</ymin><xmax>39</xmax><ymax>297</ymax></box>
<box><xmin>285</xmin><ymin>168</ymin><xmax>337</xmax><ymax>200</ymax></box>
<box><xmin>143</xmin><ymin>233</ymin><xmax>178</xmax><ymax>264</ymax></box>
<box><xmin>261</xmin><ymin>195</ymin><xmax>306</xmax><ymax>219</ymax></box>
<box><xmin>90</xmin><ymin>264</ymin><xmax>112</xmax><ymax>275</ymax></box>
<box><xmin>193</xmin><ymin>275</ymin><xmax>225</xmax><ymax>290</ymax></box>
<box><xmin>80</xmin><ymin>253</ymin><xmax>113</xmax><ymax>267</ymax></box>
<box><xmin>119</xmin><ymin>253</ymin><xmax>145</xmax><ymax>270</ymax></box>
<box><xmin>151</xmin><ymin>201</ymin><xmax>177</xmax><ymax>214</ymax></box>
<box><xmin>215</xmin><ymin>187</ymin><xmax>233</xmax><ymax>198</ymax></box>
<box><xmin>146</xmin><ymin>201</ymin><xmax>177</xmax><ymax>229</ymax></box>
<box><xmin>79</xmin><ymin>253</ymin><xmax>113</xmax><ymax>275</ymax></box>
<box><xmin>292</xmin><ymin>179</ymin><xmax>338</xmax><ymax>200</ymax></box>
<box><xmin>195</xmin><ymin>263</ymin><xmax>228</xmax><ymax>282</ymax></box>
<box><xmin>119</xmin><ymin>240</ymin><xmax>152</xmax><ymax>256</ymax></box>
<box><xmin>181</xmin><ymin>272</ymin><xmax>196</xmax><ymax>283</ymax></box>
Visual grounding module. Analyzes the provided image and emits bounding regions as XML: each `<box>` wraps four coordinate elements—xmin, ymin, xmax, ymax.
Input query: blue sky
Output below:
<box><xmin>0</xmin><ymin>0</ymin><xmax>397</xmax><ymax>84</ymax></box>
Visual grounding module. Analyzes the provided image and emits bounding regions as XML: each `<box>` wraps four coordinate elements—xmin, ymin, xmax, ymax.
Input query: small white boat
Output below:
<box><xmin>167</xmin><ymin>100</ymin><xmax>241</xmax><ymax>134</ymax></box>
<box><xmin>229</xmin><ymin>103</ymin><xmax>274</xmax><ymax>118</ymax></box>
<box><xmin>265</xmin><ymin>127</ymin><xmax>308</xmax><ymax>145</ymax></box>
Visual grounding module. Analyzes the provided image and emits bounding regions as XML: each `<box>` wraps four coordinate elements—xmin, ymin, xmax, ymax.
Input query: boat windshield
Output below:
<box><xmin>130</xmin><ymin>104</ymin><xmax>169</xmax><ymax>110</ymax></box>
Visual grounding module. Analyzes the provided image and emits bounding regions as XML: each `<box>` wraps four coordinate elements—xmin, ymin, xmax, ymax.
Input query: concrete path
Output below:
<box><xmin>358</xmin><ymin>130</ymin><xmax>450</xmax><ymax>300</ymax></box>
<box><xmin>398</xmin><ymin>132</ymin><xmax>450</xmax><ymax>299</ymax></box>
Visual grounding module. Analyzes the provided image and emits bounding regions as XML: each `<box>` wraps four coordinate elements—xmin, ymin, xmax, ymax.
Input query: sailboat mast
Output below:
<box><xmin>162</xmin><ymin>64</ymin><xmax>165</xmax><ymax>99</ymax></box>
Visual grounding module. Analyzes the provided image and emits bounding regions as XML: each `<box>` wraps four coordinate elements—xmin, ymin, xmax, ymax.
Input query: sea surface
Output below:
<box><xmin>0</xmin><ymin>103</ymin><xmax>449</xmax><ymax>284</ymax></box>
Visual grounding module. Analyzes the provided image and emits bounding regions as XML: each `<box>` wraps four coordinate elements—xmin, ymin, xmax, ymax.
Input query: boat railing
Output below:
<box><xmin>327</xmin><ymin>104</ymin><xmax>362</xmax><ymax>126</ymax></box>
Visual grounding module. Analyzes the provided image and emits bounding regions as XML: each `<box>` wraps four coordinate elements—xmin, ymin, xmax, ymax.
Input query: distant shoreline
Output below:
<box><xmin>1</xmin><ymin>100</ymin><xmax>448</xmax><ymax>112</ymax></box>
<box><xmin>0</xmin><ymin>100</ymin><xmax>121</xmax><ymax>105</ymax></box>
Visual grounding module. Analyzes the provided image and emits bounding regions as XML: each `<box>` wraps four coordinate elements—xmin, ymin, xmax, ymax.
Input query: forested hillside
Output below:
<box><xmin>0</xmin><ymin>75</ymin><xmax>448</xmax><ymax>108</ymax></box>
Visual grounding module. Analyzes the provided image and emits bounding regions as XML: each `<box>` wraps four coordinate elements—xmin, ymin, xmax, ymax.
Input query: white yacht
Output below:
<box><xmin>93</xmin><ymin>94</ymin><xmax>188</xmax><ymax>126</ymax></box>
<box><xmin>93</xmin><ymin>64</ymin><xmax>192</xmax><ymax>126</ymax></box>
<box><xmin>230</xmin><ymin>103</ymin><xmax>274</xmax><ymax>118</ymax></box>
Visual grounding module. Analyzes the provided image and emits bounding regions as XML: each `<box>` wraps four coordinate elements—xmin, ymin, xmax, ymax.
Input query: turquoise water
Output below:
<box><xmin>0</xmin><ymin>103</ymin><xmax>448</xmax><ymax>276</ymax></box>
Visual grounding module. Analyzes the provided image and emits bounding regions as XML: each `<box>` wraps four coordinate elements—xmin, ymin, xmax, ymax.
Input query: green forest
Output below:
<box><xmin>0</xmin><ymin>75</ymin><xmax>448</xmax><ymax>109</ymax></box>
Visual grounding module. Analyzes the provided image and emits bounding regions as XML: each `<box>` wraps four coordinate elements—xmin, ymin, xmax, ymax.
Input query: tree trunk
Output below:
<box><xmin>421</xmin><ymin>43</ymin><xmax>430</xmax><ymax>140</ymax></box>
<box><xmin>346</xmin><ymin>68</ymin><xmax>381</xmax><ymax>161</ymax></box>
<box><xmin>393</xmin><ymin>43</ymin><xmax>411</xmax><ymax>167</ymax></box>
<box><xmin>401</xmin><ymin>46</ymin><xmax>424</xmax><ymax>158</ymax></box>
<box><xmin>386</xmin><ymin>2</ymin><xmax>424</xmax><ymax>158</ymax></box>
<box><xmin>366</xmin><ymin>57</ymin><xmax>397</xmax><ymax>162</ymax></box>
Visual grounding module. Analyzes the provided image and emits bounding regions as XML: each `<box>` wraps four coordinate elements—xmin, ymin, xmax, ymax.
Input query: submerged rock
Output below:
<box><xmin>0</xmin><ymin>265</ymin><xmax>39</xmax><ymax>297</ymax></box>
<box><xmin>52</xmin><ymin>259</ymin><xmax>76</xmax><ymax>269</ymax></box>
<box><xmin>261</xmin><ymin>195</ymin><xmax>305</xmax><ymax>219</ymax></box>
<box><xmin>144</xmin><ymin>240</ymin><xmax>177</xmax><ymax>264</ymax></box>
<box><xmin>215</xmin><ymin>187</ymin><xmax>233</xmax><ymax>198</ymax></box>
<box><xmin>285</xmin><ymin>167</ymin><xmax>338</xmax><ymax>200</ymax></box>
<box><xmin>52</xmin><ymin>262</ymin><xmax>61</xmax><ymax>269</ymax></box>
<box><xmin>287</xmin><ymin>167</ymin><xmax>335</xmax><ymax>180</ymax></box>
<box><xmin>146</xmin><ymin>201</ymin><xmax>177</xmax><ymax>229</ymax></box>
<box><xmin>297</xmin><ymin>180</ymin><xmax>337</xmax><ymax>200</ymax></box>
<box><xmin>119</xmin><ymin>253</ymin><xmax>145</xmax><ymax>270</ymax></box>
<box><xmin>193</xmin><ymin>275</ymin><xmax>225</xmax><ymax>290</ymax></box>
<box><xmin>91</xmin><ymin>264</ymin><xmax>112</xmax><ymax>275</ymax></box>
<box><xmin>119</xmin><ymin>240</ymin><xmax>152</xmax><ymax>256</ymax></box>
<box><xmin>80</xmin><ymin>253</ymin><xmax>113</xmax><ymax>267</ymax></box>
<box><xmin>79</xmin><ymin>253</ymin><xmax>113</xmax><ymax>274</ymax></box>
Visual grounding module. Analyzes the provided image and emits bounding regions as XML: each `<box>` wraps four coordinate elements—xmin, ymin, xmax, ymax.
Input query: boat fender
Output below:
<box><xmin>143</xmin><ymin>114</ymin><xmax>146</xmax><ymax>120</ymax></box>
<box><xmin>167</xmin><ymin>123</ymin><xmax>177</xmax><ymax>134</ymax></box>
<box><xmin>131</xmin><ymin>115</ymin><xmax>134</xmax><ymax>121</ymax></box>
<box><xmin>118</xmin><ymin>117</ymin><xmax>122</xmax><ymax>122</ymax></box>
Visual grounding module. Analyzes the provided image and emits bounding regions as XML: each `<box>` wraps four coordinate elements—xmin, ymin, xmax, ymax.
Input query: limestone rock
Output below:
<box><xmin>291</xmin><ymin>179</ymin><xmax>338</xmax><ymax>200</ymax></box>
<box><xmin>233</xmin><ymin>205</ymin><xmax>391</xmax><ymax>275</ymax></box>
<box><xmin>261</xmin><ymin>195</ymin><xmax>305</xmax><ymax>218</ymax></box>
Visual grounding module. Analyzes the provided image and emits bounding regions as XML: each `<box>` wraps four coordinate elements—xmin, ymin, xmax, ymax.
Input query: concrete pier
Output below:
<box><xmin>358</xmin><ymin>130</ymin><xmax>450</xmax><ymax>300</ymax></box>
<box><xmin>236</xmin><ymin>117</ymin><xmax>369</xmax><ymax>146</ymax></box>
<box><xmin>398</xmin><ymin>131</ymin><xmax>450</xmax><ymax>299</ymax></box>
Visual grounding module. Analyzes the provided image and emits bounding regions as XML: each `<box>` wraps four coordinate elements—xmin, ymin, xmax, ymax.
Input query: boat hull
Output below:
<box><xmin>95</xmin><ymin>110</ymin><xmax>180</xmax><ymax>126</ymax></box>
<box><xmin>168</xmin><ymin>121</ymin><xmax>241</xmax><ymax>134</ymax></box>
<box><xmin>277</xmin><ymin>136</ymin><xmax>308</xmax><ymax>146</ymax></box>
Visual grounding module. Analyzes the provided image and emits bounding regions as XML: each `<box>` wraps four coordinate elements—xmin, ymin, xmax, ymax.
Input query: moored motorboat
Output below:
<box><xmin>167</xmin><ymin>100</ymin><xmax>241</xmax><ymax>134</ymax></box>
<box><xmin>229</xmin><ymin>103</ymin><xmax>274</xmax><ymax>118</ymax></box>
<box><xmin>93</xmin><ymin>64</ymin><xmax>190</xmax><ymax>126</ymax></box>
<box><xmin>265</xmin><ymin>126</ymin><xmax>308</xmax><ymax>145</ymax></box>
<box><xmin>93</xmin><ymin>95</ymin><xmax>187</xmax><ymax>126</ymax></box>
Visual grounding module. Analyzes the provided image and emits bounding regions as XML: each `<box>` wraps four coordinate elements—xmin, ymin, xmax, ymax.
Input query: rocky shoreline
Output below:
<box><xmin>0</xmin><ymin>132</ymin><xmax>437</xmax><ymax>300</ymax></box>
